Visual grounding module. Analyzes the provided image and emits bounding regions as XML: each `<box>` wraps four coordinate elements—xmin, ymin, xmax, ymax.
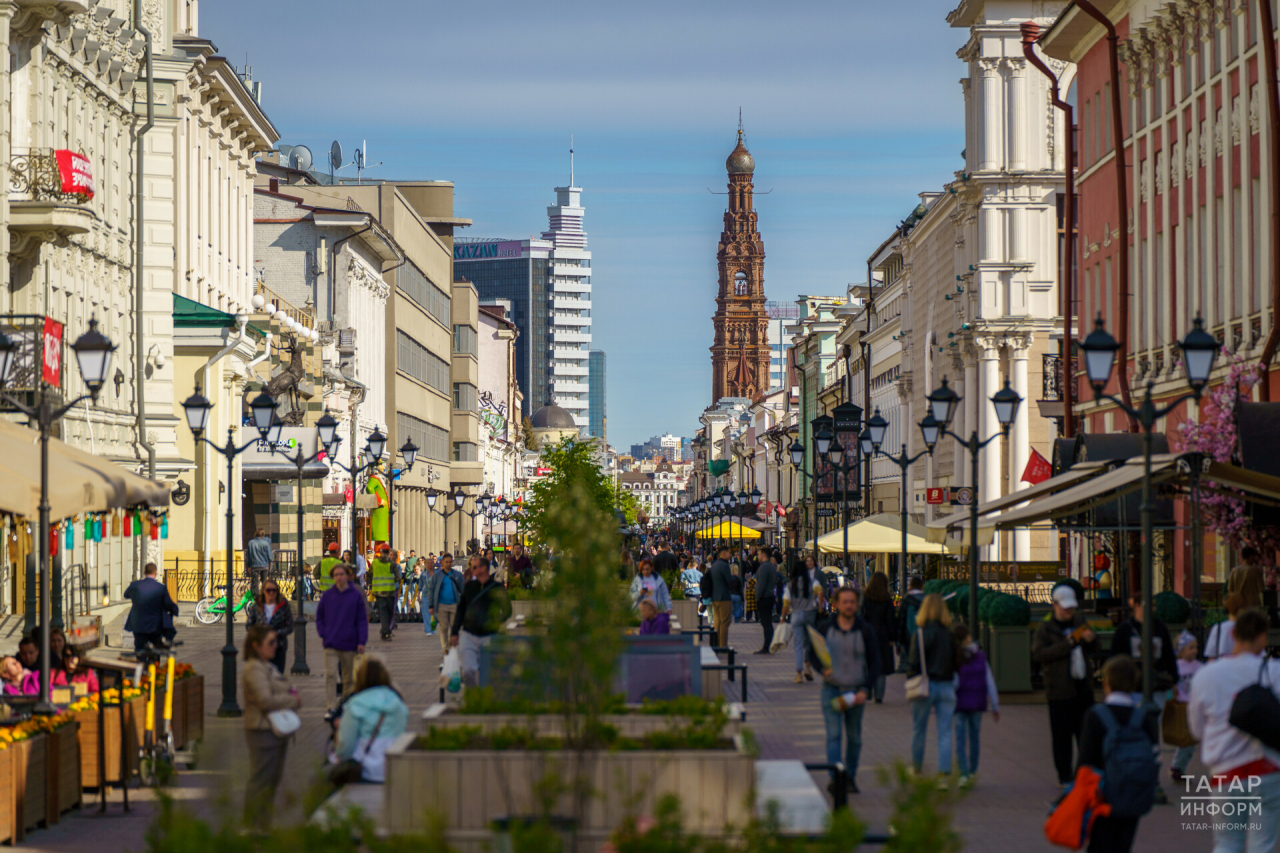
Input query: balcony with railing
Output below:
<box><xmin>1037</xmin><ymin>353</ymin><xmax>1066</xmax><ymax>420</ymax></box>
<box><xmin>8</xmin><ymin>149</ymin><xmax>96</xmax><ymax>260</ymax></box>
<box><xmin>254</xmin><ymin>281</ymin><xmax>315</xmax><ymax>329</ymax></box>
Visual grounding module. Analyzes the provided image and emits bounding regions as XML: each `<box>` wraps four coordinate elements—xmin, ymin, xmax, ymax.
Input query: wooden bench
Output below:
<box><xmin>755</xmin><ymin>760</ymin><xmax>830</xmax><ymax>835</ymax></box>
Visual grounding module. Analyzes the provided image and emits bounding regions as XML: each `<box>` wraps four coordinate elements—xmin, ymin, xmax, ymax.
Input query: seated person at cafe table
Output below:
<box><xmin>638</xmin><ymin>599</ymin><xmax>671</xmax><ymax>635</ymax></box>
<box><xmin>0</xmin><ymin>656</ymin><xmax>38</xmax><ymax>696</ymax></box>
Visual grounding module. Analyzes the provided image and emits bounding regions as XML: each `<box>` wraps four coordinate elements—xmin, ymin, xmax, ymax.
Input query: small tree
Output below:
<box><xmin>522</xmin><ymin>437</ymin><xmax>619</xmax><ymax>543</ymax></box>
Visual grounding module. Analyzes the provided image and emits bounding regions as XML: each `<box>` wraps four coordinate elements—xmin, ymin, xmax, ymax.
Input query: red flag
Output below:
<box><xmin>1021</xmin><ymin>449</ymin><xmax>1053</xmax><ymax>485</ymax></box>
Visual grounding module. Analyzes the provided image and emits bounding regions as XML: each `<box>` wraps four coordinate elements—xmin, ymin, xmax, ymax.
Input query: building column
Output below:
<box><xmin>1007</xmin><ymin>59</ymin><xmax>1027</xmax><ymax>172</ymax></box>
<box><xmin>976</xmin><ymin>336</ymin><xmax>1001</xmax><ymax>560</ymax></box>
<box><xmin>1010</xmin><ymin>333</ymin><xmax>1032</xmax><ymax>561</ymax></box>
<box><xmin>979</xmin><ymin>59</ymin><xmax>1002</xmax><ymax>171</ymax></box>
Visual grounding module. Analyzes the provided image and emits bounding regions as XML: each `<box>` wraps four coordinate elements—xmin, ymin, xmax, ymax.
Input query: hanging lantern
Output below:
<box><xmin>94</xmin><ymin>516</ymin><xmax>103</xmax><ymax>542</ymax></box>
<box><xmin>64</xmin><ymin>523</ymin><xmax>73</xmax><ymax>550</ymax></box>
<box><xmin>123</xmin><ymin>513</ymin><xmax>132</xmax><ymax>537</ymax></box>
<box><xmin>111</xmin><ymin>510</ymin><xmax>120</xmax><ymax>537</ymax></box>
<box><xmin>84</xmin><ymin>516</ymin><xmax>93</xmax><ymax>541</ymax></box>
<box><xmin>135</xmin><ymin>510</ymin><xmax>144</xmax><ymax>537</ymax></box>
<box><xmin>149</xmin><ymin>518</ymin><xmax>158</xmax><ymax>540</ymax></box>
<box><xmin>49</xmin><ymin>526</ymin><xmax>58</xmax><ymax>557</ymax></box>
<box><xmin>160</xmin><ymin>515</ymin><xmax>169</xmax><ymax>540</ymax></box>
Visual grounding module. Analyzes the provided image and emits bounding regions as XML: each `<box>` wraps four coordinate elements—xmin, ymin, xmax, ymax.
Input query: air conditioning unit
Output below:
<box><xmin>337</xmin><ymin>328</ymin><xmax>357</xmax><ymax>356</ymax></box>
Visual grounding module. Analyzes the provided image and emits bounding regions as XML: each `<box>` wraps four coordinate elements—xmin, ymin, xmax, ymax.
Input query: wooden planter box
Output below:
<box><xmin>384</xmin><ymin>732</ymin><xmax>754</xmax><ymax>846</ymax></box>
<box><xmin>0</xmin><ymin>746</ymin><xmax>14</xmax><ymax>844</ymax></box>
<box><xmin>670</xmin><ymin>600</ymin><xmax>700</xmax><ymax>629</ymax></box>
<box><xmin>46</xmin><ymin>723</ymin><xmax>80</xmax><ymax>823</ymax></box>
<box><xmin>76</xmin><ymin>695</ymin><xmax>145</xmax><ymax>788</ymax></box>
<box><xmin>13</xmin><ymin>734</ymin><xmax>47</xmax><ymax>836</ymax></box>
<box><xmin>166</xmin><ymin>679</ymin><xmax>187</xmax><ymax>750</ymax></box>
<box><xmin>988</xmin><ymin>624</ymin><xmax>1033</xmax><ymax>692</ymax></box>
<box><xmin>421</xmin><ymin>704</ymin><xmax>745</xmax><ymax>738</ymax></box>
<box><xmin>509</xmin><ymin>600</ymin><xmax>548</xmax><ymax>621</ymax></box>
<box><xmin>186</xmin><ymin>675</ymin><xmax>205</xmax><ymax>746</ymax></box>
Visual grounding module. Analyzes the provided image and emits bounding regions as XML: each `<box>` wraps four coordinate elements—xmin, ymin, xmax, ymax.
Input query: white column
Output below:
<box><xmin>1007</xmin><ymin>59</ymin><xmax>1027</xmax><ymax>172</ymax></box>
<box><xmin>962</xmin><ymin>353</ymin><xmax>978</xmax><ymax>489</ymax></box>
<box><xmin>976</xmin><ymin>337</ymin><xmax>1001</xmax><ymax>560</ymax></box>
<box><xmin>980</xmin><ymin>59</ymin><xmax>1002</xmax><ymax>171</ymax></box>
<box><xmin>1010</xmin><ymin>334</ymin><xmax>1032</xmax><ymax>561</ymax></box>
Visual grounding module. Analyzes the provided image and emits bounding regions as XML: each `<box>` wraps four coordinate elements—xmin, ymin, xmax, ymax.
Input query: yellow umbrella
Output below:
<box><xmin>814</xmin><ymin>513</ymin><xmax>958</xmax><ymax>555</ymax></box>
<box><xmin>694</xmin><ymin>520</ymin><xmax>762</xmax><ymax>540</ymax></box>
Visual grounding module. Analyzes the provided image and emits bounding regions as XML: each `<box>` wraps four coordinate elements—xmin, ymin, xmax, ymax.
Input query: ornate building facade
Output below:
<box><xmin>710</xmin><ymin>129</ymin><xmax>770</xmax><ymax>403</ymax></box>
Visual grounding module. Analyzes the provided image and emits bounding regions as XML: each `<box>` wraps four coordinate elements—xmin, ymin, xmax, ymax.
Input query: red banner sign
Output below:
<box><xmin>41</xmin><ymin>317</ymin><xmax>63</xmax><ymax>386</ymax></box>
<box><xmin>54</xmin><ymin>150</ymin><xmax>94</xmax><ymax>199</ymax></box>
<box><xmin>925</xmin><ymin>487</ymin><xmax>946</xmax><ymax>505</ymax></box>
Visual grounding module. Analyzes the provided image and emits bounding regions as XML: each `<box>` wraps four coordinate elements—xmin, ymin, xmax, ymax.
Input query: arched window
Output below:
<box><xmin>734</xmin><ymin>271</ymin><xmax>749</xmax><ymax>296</ymax></box>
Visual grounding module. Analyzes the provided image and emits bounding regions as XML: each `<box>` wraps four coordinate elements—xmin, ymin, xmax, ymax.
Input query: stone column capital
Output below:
<box><xmin>974</xmin><ymin>334</ymin><xmax>1002</xmax><ymax>359</ymax></box>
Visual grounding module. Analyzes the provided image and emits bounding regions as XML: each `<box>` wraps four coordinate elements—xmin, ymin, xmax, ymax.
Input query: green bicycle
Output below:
<box><xmin>194</xmin><ymin>584</ymin><xmax>255</xmax><ymax>625</ymax></box>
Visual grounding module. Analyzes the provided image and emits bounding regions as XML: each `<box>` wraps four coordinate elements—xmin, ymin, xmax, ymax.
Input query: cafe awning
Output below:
<box><xmin>815</xmin><ymin>513</ymin><xmax>959</xmax><ymax>555</ymax></box>
<box><xmin>695</xmin><ymin>520</ymin><xmax>762</xmax><ymax>540</ymax></box>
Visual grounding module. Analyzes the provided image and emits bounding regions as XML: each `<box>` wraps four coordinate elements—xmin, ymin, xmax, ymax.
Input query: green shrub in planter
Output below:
<box><xmin>923</xmin><ymin>579</ymin><xmax>945</xmax><ymax>595</ymax></box>
<box><xmin>978</xmin><ymin>590</ymin><xmax>999</xmax><ymax>623</ymax></box>
<box><xmin>951</xmin><ymin>586</ymin><xmax>969</xmax><ymax>617</ymax></box>
<box><xmin>987</xmin><ymin>593</ymin><xmax>1031</xmax><ymax>627</ymax></box>
<box><xmin>1153</xmin><ymin>591</ymin><xmax>1190</xmax><ymax>625</ymax></box>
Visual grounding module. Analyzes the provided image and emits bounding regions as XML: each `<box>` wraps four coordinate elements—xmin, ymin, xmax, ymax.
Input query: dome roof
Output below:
<box><xmin>531</xmin><ymin>403</ymin><xmax>577</xmax><ymax>429</ymax></box>
<box><xmin>726</xmin><ymin>132</ymin><xmax>755</xmax><ymax>175</ymax></box>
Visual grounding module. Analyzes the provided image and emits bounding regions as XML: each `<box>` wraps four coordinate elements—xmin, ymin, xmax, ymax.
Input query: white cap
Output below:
<box><xmin>1052</xmin><ymin>585</ymin><xmax>1079</xmax><ymax>610</ymax></box>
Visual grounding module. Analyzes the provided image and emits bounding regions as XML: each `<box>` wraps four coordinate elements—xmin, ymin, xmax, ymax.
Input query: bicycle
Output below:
<box><xmin>194</xmin><ymin>583</ymin><xmax>255</xmax><ymax>625</ymax></box>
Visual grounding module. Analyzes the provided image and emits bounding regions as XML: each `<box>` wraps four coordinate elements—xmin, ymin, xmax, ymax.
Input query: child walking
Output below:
<box><xmin>952</xmin><ymin>622</ymin><xmax>1000</xmax><ymax>788</ymax></box>
<box><xmin>1169</xmin><ymin>631</ymin><xmax>1202</xmax><ymax>783</ymax></box>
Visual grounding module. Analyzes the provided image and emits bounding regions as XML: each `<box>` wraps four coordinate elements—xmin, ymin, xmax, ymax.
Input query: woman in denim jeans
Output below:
<box><xmin>906</xmin><ymin>593</ymin><xmax>957</xmax><ymax>781</ymax></box>
<box><xmin>781</xmin><ymin>557</ymin><xmax>823</xmax><ymax>683</ymax></box>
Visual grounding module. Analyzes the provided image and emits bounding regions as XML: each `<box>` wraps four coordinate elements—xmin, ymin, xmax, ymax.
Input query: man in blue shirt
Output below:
<box><xmin>426</xmin><ymin>553</ymin><xmax>463</xmax><ymax>654</ymax></box>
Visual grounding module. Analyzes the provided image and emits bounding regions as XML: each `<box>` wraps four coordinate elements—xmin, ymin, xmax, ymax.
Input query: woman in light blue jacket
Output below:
<box><xmin>333</xmin><ymin>655</ymin><xmax>408</xmax><ymax>783</ymax></box>
<box><xmin>629</xmin><ymin>558</ymin><xmax>672</xmax><ymax>613</ymax></box>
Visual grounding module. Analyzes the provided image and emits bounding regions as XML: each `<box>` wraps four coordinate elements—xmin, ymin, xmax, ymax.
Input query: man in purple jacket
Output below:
<box><xmin>315</xmin><ymin>563</ymin><xmax>367</xmax><ymax>713</ymax></box>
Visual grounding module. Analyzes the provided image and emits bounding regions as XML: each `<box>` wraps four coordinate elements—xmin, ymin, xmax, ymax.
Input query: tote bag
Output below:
<box><xmin>905</xmin><ymin>628</ymin><xmax>930</xmax><ymax>701</ymax></box>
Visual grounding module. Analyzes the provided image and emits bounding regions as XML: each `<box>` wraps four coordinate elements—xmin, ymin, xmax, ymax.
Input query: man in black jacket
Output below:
<box><xmin>651</xmin><ymin>539</ymin><xmax>679</xmax><ymax>586</ymax></box>
<box><xmin>124</xmin><ymin>562</ymin><xmax>180</xmax><ymax>650</ymax></box>
<box><xmin>808</xmin><ymin>586</ymin><xmax>880</xmax><ymax>794</ymax></box>
<box><xmin>752</xmin><ymin>545</ymin><xmax>779</xmax><ymax>654</ymax></box>
<box><xmin>709</xmin><ymin>547</ymin><xmax>734</xmax><ymax>647</ymax></box>
<box><xmin>449</xmin><ymin>557</ymin><xmax>512</xmax><ymax>685</ymax></box>
<box><xmin>1109</xmin><ymin>593</ymin><xmax>1177</xmax><ymax>691</ymax></box>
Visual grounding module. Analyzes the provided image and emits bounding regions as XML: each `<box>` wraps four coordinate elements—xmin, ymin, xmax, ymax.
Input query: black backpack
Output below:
<box><xmin>1229</xmin><ymin>657</ymin><xmax>1280</xmax><ymax>752</ymax></box>
<box><xmin>1095</xmin><ymin>704</ymin><xmax>1159</xmax><ymax>817</ymax></box>
<box><xmin>699</xmin><ymin>569</ymin><xmax>714</xmax><ymax>599</ymax></box>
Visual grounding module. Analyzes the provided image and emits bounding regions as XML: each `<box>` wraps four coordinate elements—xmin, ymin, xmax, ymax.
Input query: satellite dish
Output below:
<box><xmin>289</xmin><ymin>145</ymin><xmax>313</xmax><ymax>172</ymax></box>
<box><xmin>329</xmin><ymin>140</ymin><xmax>343</xmax><ymax>171</ymax></box>
<box><xmin>278</xmin><ymin>144</ymin><xmax>293</xmax><ymax>161</ymax></box>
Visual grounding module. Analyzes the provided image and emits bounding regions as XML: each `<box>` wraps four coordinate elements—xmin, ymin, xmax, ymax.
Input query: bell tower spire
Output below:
<box><xmin>710</xmin><ymin>122</ymin><xmax>769</xmax><ymax>403</ymax></box>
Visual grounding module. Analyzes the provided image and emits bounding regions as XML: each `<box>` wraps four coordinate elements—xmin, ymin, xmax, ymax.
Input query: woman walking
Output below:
<box><xmin>907</xmin><ymin>593</ymin><xmax>957</xmax><ymax>781</ymax></box>
<box><xmin>859</xmin><ymin>571</ymin><xmax>897</xmax><ymax>703</ymax></box>
<box><xmin>247</xmin><ymin>580</ymin><xmax>294</xmax><ymax>673</ymax></box>
<box><xmin>331</xmin><ymin>656</ymin><xmax>408</xmax><ymax>783</ymax></box>
<box><xmin>241</xmin><ymin>623</ymin><xmax>301</xmax><ymax>827</ymax></box>
<box><xmin>629</xmin><ymin>558</ymin><xmax>672</xmax><ymax>613</ymax></box>
<box><xmin>782</xmin><ymin>557</ymin><xmax>823</xmax><ymax>683</ymax></box>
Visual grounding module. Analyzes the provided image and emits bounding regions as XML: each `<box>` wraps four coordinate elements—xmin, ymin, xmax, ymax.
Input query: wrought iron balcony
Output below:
<box><xmin>1042</xmin><ymin>353</ymin><xmax>1062</xmax><ymax>401</ymax></box>
<box><xmin>10</xmin><ymin>150</ymin><xmax>92</xmax><ymax>203</ymax></box>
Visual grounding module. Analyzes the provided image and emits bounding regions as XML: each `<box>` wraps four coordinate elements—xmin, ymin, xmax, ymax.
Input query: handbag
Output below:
<box><xmin>1161</xmin><ymin>698</ymin><xmax>1197</xmax><ymax>747</ymax></box>
<box><xmin>769</xmin><ymin>621</ymin><xmax>792</xmax><ymax>653</ymax></box>
<box><xmin>267</xmin><ymin>708</ymin><xmax>301</xmax><ymax>738</ymax></box>
<box><xmin>326</xmin><ymin>712</ymin><xmax>387</xmax><ymax>788</ymax></box>
<box><xmin>1229</xmin><ymin>657</ymin><xmax>1280</xmax><ymax>752</ymax></box>
<box><xmin>905</xmin><ymin>628</ymin><xmax>930</xmax><ymax>701</ymax></box>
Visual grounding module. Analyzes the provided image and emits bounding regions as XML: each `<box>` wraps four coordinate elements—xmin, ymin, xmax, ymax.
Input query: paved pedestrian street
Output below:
<box><xmin>18</xmin><ymin>614</ymin><xmax>1216</xmax><ymax>853</ymax></box>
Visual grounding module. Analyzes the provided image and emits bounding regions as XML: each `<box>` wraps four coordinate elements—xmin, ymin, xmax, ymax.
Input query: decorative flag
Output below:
<box><xmin>150</xmin><ymin>519</ymin><xmax>158</xmax><ymax>540</ymax></box>
<box><xmin>160</xmin><ymin>515</ymin><xmax>168</xmax><ymax>540</ymax></box>
<box><xmin>49</xmin><ymin>526</ymin><xmax>58</xmax><ymax>557</ymax></box>
<box><xmin>84</xmin><ymin>517</ymin><xmax>93</xmax><ymax>541</ymax></box>
<box><xmin>94</xmin><ymin>517</ymin><xmax>102</xmax><ymax>542</ymax></box>
<box><xmin>111</xmin><ymin>511</ymin><xmax>120</xmax><ymax>537</ymax></box>
<box><xmin>64</xmin><ymin>524</ymin><xmax>73</xmax><ymax>550</ymax></box>
<box><xmin>1021</xmin><ymin>449</ymin><xmax>1053</xmax><ymax>485</ymax></box>
<box><xmin>123</xmin><ymin>513</ymin><xmax>132</xmax><ymax>537</ymax></box>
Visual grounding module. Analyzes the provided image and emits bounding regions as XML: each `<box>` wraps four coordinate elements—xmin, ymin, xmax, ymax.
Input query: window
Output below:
<box><xmin>452</xmin><ymin>442</ymin><xmax>478</xmax><ymax>462</ymax></box>
<box><xmin>396</xmin><ymin>330</ymin><xmax>450</xmax><ymax>394</ymax></box>
<box><xmin>453</xmin><ymin>382</ymin><xmax>477</xmax><ymax>412</ymax></box>
<box><xmin>453</xmin><ymin>324</ymin><xmax>477</xmax><ymax>356</ymax></box>
<box><xmin>400</xmin><ymin>262</ymin><xmax>451</xmax><ymax>327</ymax></box>
<box><xmin>397</xmin><ymin>412</ymin><xmax>449</xmax><ymax>462</ymax></box>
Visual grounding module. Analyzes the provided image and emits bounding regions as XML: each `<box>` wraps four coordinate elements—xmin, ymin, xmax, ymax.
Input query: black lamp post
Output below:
<box><xmin>919</xmin><ymin>377</ymin><xmax>1022</xmax><ymax>637</ymax></box>
<box><xmin>788</xmin><ymin>437</ymin><xmax>812</xmax><ymax>559</ymax></box>
<box><xmin>862</xmin><ymin>409</ymin><xmax>933</xmax><ymax>596</ymax></box>
<box><xmin>0</xmin><ymin>319</ymin><xmax>117</xmax><ymax>714</ymax></box>
<box><xmin>1079</xmin><ymin>314</ymin><xmax>1218</xmax><ymax>702</ymax></box>
<box><xmin>182</xmin><ymin>383</ymin><xmax>279</xmax><ymax>717</ymax></box>
<box><xmin>427</xmin><ymin>490</ymin><xmax>470</xmax><ymax>556</ymax></box>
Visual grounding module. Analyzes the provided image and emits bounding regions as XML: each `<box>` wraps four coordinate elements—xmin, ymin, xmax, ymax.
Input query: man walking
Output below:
<box><xmin>314</xmin><ymin>563</ymin><xmax>366</xmax><ymax>713</ymax></box>
<box><xmin>652</xmin><ymin>539</ymin><xmax>679</xmax><ymax>585</ymax></box>
<box><xmin>124</xmin><ymin>562</ymin><xmax>180</xmax><ymax>650</ymax></box>
<box><xmin>368</xmin><ymin>546</ymin><xmax>400</xmax><ymax>641</ymax></box>
<box><xmin>709</xmin><ymin>546</ymin><xmax>734</xmax><ymax>648</ymax></box>
<box><xmin>1188</xmin><ymin>610</ymin><xmax>1280</xmax><ymax>853</ymax></box>
<box><xmin>753</xmin><ymin>545</ymin><xmax>779</xmax><ymax>654</ymax></box>
<box><xmin>427</xmin><ymin>553</ymin><xmax>464</xmax><ymax>651</ymax></box>
<box><xmin>510</xmin><ymin>543</ymin><xmax>534</xmax><ymax>589</ymax></box>
<box><xmin>450</xmin><ymin>557</ymin><xmax>512</xmax><ymax>685</ymax></box>
<box><xmin>810</xmin><ymin>586</ymin><xmax>880</xmax><ymax>795</ymax></box>
<box><xmin>246</xmin><ymin>529</ymin><xmax>273</xmax><ymax>592</ymax></box>
<box><xmin>1031</xmin><ymin>583</ymin><xmax>1098</xmax><ymax>789</ymax></box>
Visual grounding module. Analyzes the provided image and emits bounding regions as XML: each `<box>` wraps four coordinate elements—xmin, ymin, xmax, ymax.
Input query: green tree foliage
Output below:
<box><xmin>523</xmin><ymin>437</ymin><xmax>622</xmax><ymax>542</ymax></box>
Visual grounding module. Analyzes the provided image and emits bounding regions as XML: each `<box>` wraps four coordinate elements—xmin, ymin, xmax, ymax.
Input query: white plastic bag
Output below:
<box><xmin>770</xmin><ymin>622</ymin><xmax>792</xmax><ymax>653</ymax></box>
<box><xmin>441</xmin><ymin>647</ymin><xmax>462</xmax><ymax>693</ymax></box>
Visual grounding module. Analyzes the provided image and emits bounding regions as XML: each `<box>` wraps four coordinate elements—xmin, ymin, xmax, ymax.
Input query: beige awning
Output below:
<box><xmin>816</xmin><ymin>513</ymin><xmax>959</xmax><ymax>555</ymax></box>
<box><xmin>925</xmin><ymin>461</ymin><xmax>1111</xmax><ymax>546</ymax></box>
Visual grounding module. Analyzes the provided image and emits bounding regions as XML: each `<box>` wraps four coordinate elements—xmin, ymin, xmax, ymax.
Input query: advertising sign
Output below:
<box><xmin>54</xmin><ymin>150</ymin><xmax>94</xmax><ymax>199</ymax></box>
<box><xmin>951</xmin><ymin>487</ymin><xmax>974</xmax><ymax>505</ymax></box>
<box><xmin>925</xmin><ymin>488</ymin><xmax>946</xmax><ymax>505</ymax></box>
<box><xmin>41</xmin><ymin>317</ymin><xmax>62</xmax><ymax>386</ymax></box>
<box><xmin>242</xmin><ymin>426</ymin><xmax>319</xmax><ymax>466</ymax></box>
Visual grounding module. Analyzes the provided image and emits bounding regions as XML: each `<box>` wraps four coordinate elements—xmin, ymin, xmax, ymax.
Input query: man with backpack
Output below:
<box><xmin>1075</xmin><ymin>655</ymin><xmax>1160</xmax><ymax>853</ymax></box>
<box><xmin>1187</xmin><ymin>610</ymin><xmax>1280</xmax><ymax>853</ymax></box>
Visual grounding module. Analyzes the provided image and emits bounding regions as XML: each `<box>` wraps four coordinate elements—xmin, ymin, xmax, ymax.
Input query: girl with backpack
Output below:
<box><xmin>951</xmin><ymin>622</ymin><xmax>999</xmax><ymax>788</ymax></box>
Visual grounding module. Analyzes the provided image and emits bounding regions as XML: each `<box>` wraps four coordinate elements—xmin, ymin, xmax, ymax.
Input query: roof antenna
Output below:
<box><xmin>570</xmin><ymin>134</ymin><xmax>575</xmax><ymax>186</ymax></box>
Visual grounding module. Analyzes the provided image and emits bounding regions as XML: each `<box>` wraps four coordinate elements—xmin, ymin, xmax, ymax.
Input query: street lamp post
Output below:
<box><xmin>0</xmin><ymin>319</ymin><xmax>117</xmax><ymax>713</ymax></box>
<box><xmin>1079</xmin><ymin>315</ymin><xmax>1218</xmax><ymax>702</ymax></box>
<box><xmin>788</xmin><ymin>438</ymin><xmax>815</xmax><ymax>561</ymax></box>
<box><xmin>427</xmin><ymin>490</ymin><xmax>469</xmax><ymax>555</ymax></box>
<box><xmin>861</xmin><ymin>410</ymin><xmax>932</xmax><ymax>595</ymax></box>
<box><xmin>819</xmin><ymin>438</ymin><xmax>863</xmax><ymax>576</ymax></box>
<box><xmin>919</xmin><ymin>377</ymin><xmax>1023</xmax><ymax>638</ymax></box>
<box><xmin>182</xmin><ymin>384</ymin><xmax>280</xmax><ymax>717</ymax></box>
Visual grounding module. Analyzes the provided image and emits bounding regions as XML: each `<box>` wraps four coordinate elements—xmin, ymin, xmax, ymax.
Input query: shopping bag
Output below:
<box><xmin>1162</xmin><ymin>698</ymin><xmax>1197</xmax><ymax>748</ymax></box>
<box><xmin>441</xmin><ymin>648</ymin><xmax>462</xmax><ymax>693</ymax></box>
<box><xmin>770</xmin><ymin>622</ymin><xmax>792</xmax><ymax>653</ymax></box>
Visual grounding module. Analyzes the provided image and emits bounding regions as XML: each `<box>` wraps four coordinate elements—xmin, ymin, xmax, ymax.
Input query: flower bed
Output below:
<box><xmin>421</xmin><ymin>696</ymin><xmax>746</xmax><ymax>739</ymax></box>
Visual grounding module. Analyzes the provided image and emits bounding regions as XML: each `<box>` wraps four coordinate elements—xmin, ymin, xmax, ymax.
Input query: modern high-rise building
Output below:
<box><xmin>455</xmin><ymin>161</ymin><xmax>593</xmax><ymax>428</ymax></box>
<box><xmin>764</xmin><ymin>301</ymin><xmax>801</xmax><ymax>392</ymax></box>
<box><xmin>589</xmin><ymin>349</ymin><xmax>606</xmax><ymax>443</ymax></box>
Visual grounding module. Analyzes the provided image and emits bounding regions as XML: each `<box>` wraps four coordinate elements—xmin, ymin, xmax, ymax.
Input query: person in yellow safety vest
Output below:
<box><xmin>369</xmin><ymin>545</ymin><xmax>400</xmax><ymax>640</ymax></box>
<box><xmin>316</xmin><ymin>543</ymin><xmax>343</xmax><ymax>595</ymax></box>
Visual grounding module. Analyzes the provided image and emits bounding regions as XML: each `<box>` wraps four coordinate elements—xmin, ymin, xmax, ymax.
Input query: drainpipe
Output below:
<box><xmin>1023</xmin><ymin>22</ymin><xmax>1077</xmax><ymax>438</ymax></box>
<box><xmin>199</xmin><ymin>316</ymin><xmax>249</xmax><ymax>595</ymax></box>
<box><xmin>1075</xmin><ymin>0</ymin><xmax>1136</xmax><ymax>429</ymax></box>
<box><xmin>1255</xmin><ymin>0</ymin><xmax>1280</xmax><ymax>399</ymax></box>
<box><xmin>133</xmin><ymin>0</ymin><xmax>155</xmax><ymax>579</ymax></box>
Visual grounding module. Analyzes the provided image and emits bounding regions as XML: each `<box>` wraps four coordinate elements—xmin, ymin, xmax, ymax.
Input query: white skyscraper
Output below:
<box><xmin>541</xmin><ymin>152</ymin><xmax>592</xmax><ymax>429</ymax></box>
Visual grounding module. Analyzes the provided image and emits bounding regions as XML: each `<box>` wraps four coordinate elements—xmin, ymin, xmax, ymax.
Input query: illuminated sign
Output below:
<box><xmin>454</xmin><ymin>241</ymin><xmax>523</xmax><ymax>260</ymax></box>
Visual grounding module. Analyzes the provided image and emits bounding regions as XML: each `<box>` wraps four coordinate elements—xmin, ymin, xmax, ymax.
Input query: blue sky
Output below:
<box><xmin>203</xmin><ymin>0</ymin><xmax>968</xmax><ymax>449</ymax></box>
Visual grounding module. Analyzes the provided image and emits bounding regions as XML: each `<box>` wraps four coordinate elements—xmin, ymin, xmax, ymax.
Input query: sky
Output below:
<box><xmin>202</xmin><ymin>0</ymin><xmax>970</xmax><ymax>450</ymax></box>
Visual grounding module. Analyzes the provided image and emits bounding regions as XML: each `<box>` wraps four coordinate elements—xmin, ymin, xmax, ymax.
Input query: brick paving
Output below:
<box><xmin>21</xmin><ymin>611</ymin><xmax>1218</xmax><ymax>852</ymax></box>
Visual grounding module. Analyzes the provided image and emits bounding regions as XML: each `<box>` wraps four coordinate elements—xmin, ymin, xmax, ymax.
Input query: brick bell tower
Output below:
<box><xmin>711</xmin><ymin>124</ymin><xmax>769</xmax><ymax>403</ymax></box>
